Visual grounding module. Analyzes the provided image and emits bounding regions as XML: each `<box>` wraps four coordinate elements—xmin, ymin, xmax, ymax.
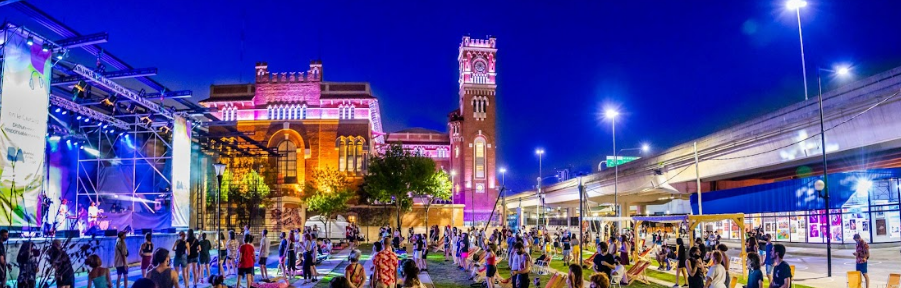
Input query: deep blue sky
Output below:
<box><xmin>10</xmin><ymin>0</ymin><xmax>901</xmax><ymax>192</ymax></box>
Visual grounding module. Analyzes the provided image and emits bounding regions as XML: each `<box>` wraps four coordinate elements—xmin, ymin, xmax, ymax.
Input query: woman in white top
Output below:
<box><xmin>704</xmin><ymin>251</ymin><xmax>727</xmax><ymax>288</ymax></box>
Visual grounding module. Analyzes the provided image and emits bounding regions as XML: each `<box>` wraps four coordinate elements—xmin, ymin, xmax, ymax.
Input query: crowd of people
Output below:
<box><xmin>0</xmin><ymin>222</ymin><xmax>882</xmax><ymax>288</ymax></box>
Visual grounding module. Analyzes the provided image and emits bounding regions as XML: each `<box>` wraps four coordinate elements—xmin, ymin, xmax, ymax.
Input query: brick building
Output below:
<box><xmin>200</xmin><ymin>35</ymin><xmax>499</xmax><ymax>227</ymax></box>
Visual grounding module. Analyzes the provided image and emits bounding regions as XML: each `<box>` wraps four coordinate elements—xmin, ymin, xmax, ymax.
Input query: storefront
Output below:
<box><xmin>691</xmin><ymin>169</ymin><xmax>901</xmax><ymax>244</ymax></box>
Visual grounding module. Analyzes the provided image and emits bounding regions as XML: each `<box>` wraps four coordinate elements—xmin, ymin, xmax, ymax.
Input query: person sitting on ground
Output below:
<box><xmin>401</xmin><ymin>259</ymin><xmax>426</xmax><ymax>288</ymax></box>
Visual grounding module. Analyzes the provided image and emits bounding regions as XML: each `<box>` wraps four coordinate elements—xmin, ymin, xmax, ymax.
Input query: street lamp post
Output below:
<box><xmin>451</xmin><ymin>170</ymin><xmax>457</xmax><ymax>228</ymax></box>
<box><xmin>604</xmin><ymin>109</ymin><xmax>620</xmax><ymax>232</ymax></box>
<box><xmin>578</xmin><ymin>175</ymin><xmax>585</xmax><ymax>267</ymax></box>
<box><xmin>500</xmin><ymin>168</ymin><xmax>507</xmax><ymax>228</ymax></box>
<box><xmin>787</xmin><ymin>0</ymin><xmax>810</xmax><ymax>100</ymax></box>
<box><xmin>815</xmin><ymin>65</ymin><xmax>849</xmax><ymax>277</ymax></box>
<box><xmin>212</xmin><ymin>163</ymin><xmax>227</xmax><ymax>275</ymax></box>
<box><xmin>536</xmin><ymin>149</ymin><xmax>545</xmax><ymax>229</ymax></box>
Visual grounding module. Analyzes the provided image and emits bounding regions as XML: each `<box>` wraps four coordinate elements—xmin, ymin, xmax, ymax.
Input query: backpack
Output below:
<box><xmin>346</xmin><ymin>262</ymin><xmax>364</xmax><ymax>285</ymax></box>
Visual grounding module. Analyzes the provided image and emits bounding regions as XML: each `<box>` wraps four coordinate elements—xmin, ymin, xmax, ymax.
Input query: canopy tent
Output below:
<box><xmin>582</xmin><ymin>216</ymin><xmax>634</xmax><ymax>240</ymax></box>
<box><xmin>687</xmin><ymin>213</ymin><xmax>747</xmax><ymax>275</ymax></box>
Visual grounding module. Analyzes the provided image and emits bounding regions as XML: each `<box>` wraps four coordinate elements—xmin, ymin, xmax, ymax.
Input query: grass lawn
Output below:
<box><xmin>642</xmin><ymin>259</ymin><xmax>817</xmax><ymax>288</ymax></box>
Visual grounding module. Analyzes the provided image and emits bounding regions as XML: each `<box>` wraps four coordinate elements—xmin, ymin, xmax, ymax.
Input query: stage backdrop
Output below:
<box><xmin>0</xmin><ymin>29</ymin><xmax>52</xmax><ymax>227</ymax></box>
<box><xmin>170</xmin><ymin>115</ymin><xmax>191</xmax><ymax>227</ymax></box>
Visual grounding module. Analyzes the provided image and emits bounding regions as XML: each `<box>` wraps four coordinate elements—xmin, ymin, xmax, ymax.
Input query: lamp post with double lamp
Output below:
<box><xmin>212</xmin><ymin>163</ymin><xmax>227</xmax><ymax>275</ymax></box>
<box><xmin>786</xmin><ymin>0</ymin><xmax>810</xmax><ymax>100</ymax></box>
<box><xmin>815</xmin><ymin>64</ymin><xmax>850</xmax><ymax>277</ymax></box>
<box><xmin>535</xmin><ymin>149</ymin><xmax>545</xmax><ymax>229</ymax></box>
<box><xmin>604</xmin><ymin>109</ymin><xmax>621</xmax><ymax>230</ymax></box>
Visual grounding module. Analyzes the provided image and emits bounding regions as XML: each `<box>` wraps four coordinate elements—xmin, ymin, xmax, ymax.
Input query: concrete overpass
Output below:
<box><xmin>505</xmin><ymin>65</ymin><xmax>901</xmax><ymax>222</ymax></box>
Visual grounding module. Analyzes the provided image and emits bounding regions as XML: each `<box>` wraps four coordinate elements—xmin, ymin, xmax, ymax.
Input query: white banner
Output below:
<box><xmin>0</xmin><ymin>29</ymin><xmax>52</xmax><ymax>226</ymax></box>
<box><xmin>170</xmin><ymin>116</ymin><xmax>192</xmax><ymax>227</ymax></box>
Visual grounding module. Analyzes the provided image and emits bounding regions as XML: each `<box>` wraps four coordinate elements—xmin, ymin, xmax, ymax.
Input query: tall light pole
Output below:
<box><xmin>815</xmin><ymin>64</ymin><xmax>850</xmax><ymax>277</ymax></box>
<box><xmin>451</xmin><ymin>169</ymin><xmax>457</xmax><ymax>228</ymax></box>
<box><xmin>536</xmin><ymin>149</ymin><xmax>545</xmax><ymax>229</ymax></box>
<box><xmin>787</xmin><ymin>0</ymin><xmax>810</xmax><ymax>100</ymax></box>
<box><xmin>500</xmin><ymin>167</ymin><xmax>507</xmax><ymax>228</ymax></box>
<box><xmin>212</xmin><ymin>163</ymin><xmax>227</xmax><ymax>275</ymax></box>
<box><xmin>604</xmin><ymin>109</ymin><xmax>620</xmax><ymax>229</ymax></box>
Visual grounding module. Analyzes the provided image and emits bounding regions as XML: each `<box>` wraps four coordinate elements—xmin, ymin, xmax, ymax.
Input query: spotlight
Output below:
<box><xmin>56</xmin><ymin>53</ymin><xmax>64</xmax><ymax>60</ymax></box>
<box><xmin>66</xmin><ymin>139</ymin><xmax>71</xmax><ymax>144</ymax></box>
<box><xmin>84</xmin><ymin>118</ymin><xmax>89</xmax><ymax>123</ymax></box>
<box><xmin>55</xmin><ymin>108</ymin><xmax>61</xmax><ymax>113</ymax></box>
<box><xmin>41</xmin><ymin>43</ymin><xmax>50</xmax><ymax>52</ymax></box>
<box><xmin>26</xmin><ymin>36</ymin><xmax>34</xmax><ymax>46</ymax></box>
<box><xmin>101</xmin><ymin>93</ymin><xmax>118</xmax><ymax>106</ymax></box>
<box><xmin>62</xmin><ymin>111</ymin><xmax>67</xmax><ymax>115</ymax></box>
<box><xmin>103</xmin><ymin>124</ymin><xmax>109</xmax><ymax>129</ymax></box>
<box><xmin>76</xmin><ymin>116</ymin><xmax>82</xmax><ymax>120</ymax></box>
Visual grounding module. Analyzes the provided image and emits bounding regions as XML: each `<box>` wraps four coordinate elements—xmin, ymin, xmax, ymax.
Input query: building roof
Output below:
<box><xmin>392</xmin><ymin>127</ymin><xmax>445</xmax><ymax>135</ymax></box>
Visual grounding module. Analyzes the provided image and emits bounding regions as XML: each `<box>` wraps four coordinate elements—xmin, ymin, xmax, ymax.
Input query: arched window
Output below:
<box><xmin>338</xmin><ymin>137</ymin><xmax>347</xmax><ymax>171</ymax></box>
<box><xmin>474</xmin><ymin>137</ymin><xmax>486</xmax><ymax>178</ymax></box>
<box><xmin>349</xmin><ymin>105</ymin><xmax>355</xmax><ymax>119</ymax></box>
<box><xmin>267</xmin><ymin>106</ymin><xmax>273</xmax><ymax>119</ymax></box>
<box><xmin>355</xmin><ymin>138</ymin><xmax>365</xmax><ymax>172</ymax></box>
<box><xmin>301</xmin><ymin>104</ymin><xmax>307</xmax><ymax>119</ymax></box>
<box><xmin>277</xmin><ymin>140</ymin><xmax>297</xmax><ymax>181</ymax></box>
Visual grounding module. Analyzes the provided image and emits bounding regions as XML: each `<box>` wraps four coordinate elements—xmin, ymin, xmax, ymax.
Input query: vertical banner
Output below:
<box><xmin>170</xmin><ymin>116</ymin><xmax>192</xmax><ymax>227</ymax></box>
<box><xmin>0</xmin><ymin>29</ymin><xmax>52</xmax><ymax>227</ymax></box>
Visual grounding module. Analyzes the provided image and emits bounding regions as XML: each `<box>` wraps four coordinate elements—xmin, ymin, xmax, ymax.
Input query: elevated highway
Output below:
<box><xmin>506</xmin><ymin>65</ymin><xmax>901</xmax><ymax>219</ymax></box>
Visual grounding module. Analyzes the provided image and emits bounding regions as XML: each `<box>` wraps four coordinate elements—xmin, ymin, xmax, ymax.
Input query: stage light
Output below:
<box><xmin>103</xmin><ymin>124</ymin><xmax>109</xmax><ymax>129</ymax></box>
<box><xmin>66</xmin><ymin>139</ymin><xmax>71</xmax><ymax>144</ymax></box>
<box><xmin>76</xmin><ymin>115</ymin><xmax>82</xmax><ymax>120</ymax></box>
<box><xmin>55</xmin><ymin>108</ymin><xmax>61</xmax><ymax>113</ymax></box>
<box><xmin>56</xmin><ymin>53</ymin><xmax>64</xmax><ymax>60</ymax></box>
<box><xmin>41</xmin><ymin>43</ymin><xmax>50</xmax><ymax>52</ymax></box>
<box><xmin>49</xmin><ymin>136</ymin><xmax>61</xmax><ymax>141</ymax></box>
<box><xmin>26</xmin><ymin>36</ymin><xmax>34</xmax><ymax>46</ymax></box>
<box><xmin>84</xmin><ymin>118</ymin><xmax>89</xmax><ymax>123</ymax></box>
<box><xmin>62</xmin><ymin>111</ymin><xmax>67</xmax><ymax>115</ymax></box>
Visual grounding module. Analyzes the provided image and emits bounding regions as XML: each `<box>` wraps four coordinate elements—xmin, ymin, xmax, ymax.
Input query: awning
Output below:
<box><xmin>633</xmin><ymin>215</ymin><xmax>688</xmax><ymax>223</ymax></box>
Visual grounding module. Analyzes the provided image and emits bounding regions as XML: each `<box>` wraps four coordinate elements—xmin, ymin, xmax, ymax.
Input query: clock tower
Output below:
<box><xmin>448</xmin><ymin>36</ymin><xmax>498</xmax><ymax>226</ymax></box>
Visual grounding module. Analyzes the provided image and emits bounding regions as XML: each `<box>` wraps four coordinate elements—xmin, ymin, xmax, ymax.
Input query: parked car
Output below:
<box><xmin>305</xmin><ymin>215</ymin><xmax>351</xmax><ymax>239</ymax></box>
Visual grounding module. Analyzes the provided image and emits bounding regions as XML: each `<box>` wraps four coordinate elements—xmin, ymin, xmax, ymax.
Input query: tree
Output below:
<box><xmin>412</xmin><ymin>168</ymin><xmax>452</xmax><ymax>232</ymax></box>
<box><xmin>363</xmin><ymin>143</ymin><xmax>415</xmax><ymax>230</ymax></box>
<box><xmin>303</xmin><ymin>167</ymin><xmax>352</xmax><ymax>239</ymax></box>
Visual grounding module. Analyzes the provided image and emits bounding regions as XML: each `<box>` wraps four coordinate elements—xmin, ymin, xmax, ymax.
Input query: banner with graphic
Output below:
<box><xmin>170</xmin><ymin>116</ymin><xmax>192</xmax><ymax>227</ymax></box>
<box><xmin>0</xmin><ymin>29</ymin><xmax>52</xmax><ymax>226</ymax></box>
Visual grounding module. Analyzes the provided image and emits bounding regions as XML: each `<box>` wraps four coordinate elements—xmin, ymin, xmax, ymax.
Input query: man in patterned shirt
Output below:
<box><xmin>853</xmin><ymin>234</ymin><xmax>870</xmax><ymax>288</ymax></box>
<box><xmin>372</xmin><ymin>241</ymin><xmax>398</xmax><ymax>288</ymax></box>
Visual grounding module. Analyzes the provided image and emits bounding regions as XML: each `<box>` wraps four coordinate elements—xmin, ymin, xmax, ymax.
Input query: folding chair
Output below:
<box><xmin>885</xmin><ymin>273</ymin><xmax>901</xmax><ymax>288</ymax></box>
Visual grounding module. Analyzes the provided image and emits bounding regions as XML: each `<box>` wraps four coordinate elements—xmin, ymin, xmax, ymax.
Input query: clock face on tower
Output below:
<box><xmin>474</xmin><ymin>61</ymin><xmax>486</xmax><ymax>73</ymax></box>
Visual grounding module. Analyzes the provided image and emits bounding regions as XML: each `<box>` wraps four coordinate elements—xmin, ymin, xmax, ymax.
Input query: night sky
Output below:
<box><xmin>9</xmin><ymin>0</ymin><xmax>901</xmax><ymax>192</ymax></box>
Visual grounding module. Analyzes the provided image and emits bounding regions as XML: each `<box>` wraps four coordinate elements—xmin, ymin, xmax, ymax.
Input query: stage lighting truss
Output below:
<box><xmin>71</xmin><ymin>64</ymin><xmax>188</xmax><ymax>120</ymax></box>
<box><xmin>50</xmin><ymin>94</ymin><xmax>129</xmax><ymax>130</ymax></box>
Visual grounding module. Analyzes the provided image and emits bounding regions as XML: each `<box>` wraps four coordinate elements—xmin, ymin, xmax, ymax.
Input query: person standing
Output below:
<box><xmin>746</xmin><ymin>253</ymin><xmax>764</xmax><ymax>288</ymax></box>
<box><xmin>49</xmin><ymin>240</ymin><xmax>75</xmax><ymax>288</ymax></box>
<box><xmin>172</xmin><ymin>231</ymin><xmax>189</xmax><ymax>288</ymax></box>
<box><xmin>113</xmin><ymin>231</ymin><xmax>129</xmax><ymax>288</ymax></box>
<box><xmin>0</xmin><ymin>229</ymin><xmax>8</xmax><ymax>288</ymax></box>
<box><xmin>226</xmin><ymin>230</ymin><xmax>239</xmax><ymax>276</ymax></box>
<box><xmin>344</xmin><ymin>250</ymin><xmax>365</xmax><ymax>288</ymax></box>
<box><xmin>372</xmin><ymin>241</ymin><xmax>398</xmax><ymax>288</ymax></box>
<box><xmin>763</xmin><ymin>235</ymin><xmax>774</xmax><ymax>282</ymax></box>
<box><xmin>509</xmin><ymin>242</ymin><xmax>531</xmax><ymax>288</ymax></box>
<box><xmin>199</xmin><ymin>233</ymin><xmax>212</xmax><ymax>283</ymax></box>
<box><xmin>17</xmin><ymin>241</ymin><xmax>37</xmax><ymax>288</ymax></box>
<box><xmin>140</xmin><ymin>233</ymin><xmax>154</xmax><ymax>277</ymax></box>
<box><xmin>236</xmin><ymin>234</ymin><xmax>255</xmax><ymax>288</ymax></box>
<box><xmin>147</xmin><ymin>249</ymin><xmax>179</xmax><ymax>288</ymax></box>
<box><xmin>301</xmin><ymin>233</ymin><xmax>315</xmax><ymax>284</ymax></box>
<box><xmin>286</xmin><ymin>231</ymin><xmax>297</xmax><ymax>277</ymax></box>
<box><xmin>853</xmin><ymin>234</ymin><xmax>870</xmax><ymax>288</ymax></box>
<box><xmin>703</xmin><ymin>251</ymin><xmax>727</xmax><ymax>288</ymax></box>
<box><xmin>769</xmin><ymin>244</ymin><xmax>791</xmax><ymax>288</ymax></box>
<box><xmin>259</xmin><ymin>229</ymin><xmax>271</xmax><ymax>280</ymax></box>
<box><xmin>183</xmin><ymin>230</ymin><xmax>199</xmax><ymax>287</ymax></box>
<box><xmin>485</xmin><ymin>243</ymin><xmax>498</xmax><ymax>288</ymax></box>
<box><xmin>674</xmin><ymin>238</ymin><xmax>688</xmax><ymax>288</ymax></box>
<box><xmin>592</xmin><ymin>242</ymin><xmax>615</xmax><ymax>282</ymax></box>
<box><xmin>86</xmin><ymin>254</ymin><xmax>112</xmax><ymax>288</ymax></box>
<box><xmin>685</xmin><ymin>247</ymin><xmax>705</xmax><ymax>288</ymax></box>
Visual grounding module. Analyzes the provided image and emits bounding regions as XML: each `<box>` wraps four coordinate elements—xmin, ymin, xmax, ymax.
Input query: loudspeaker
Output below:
<box><xmin>55</xmin><ymin>230</ymin><xmax>80</xmax><ymax>238</ymax></box>
<box><xmin>104</xmin><ymin>229</ymin><xmax>118</xmax><ymax>237</ymax></box>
